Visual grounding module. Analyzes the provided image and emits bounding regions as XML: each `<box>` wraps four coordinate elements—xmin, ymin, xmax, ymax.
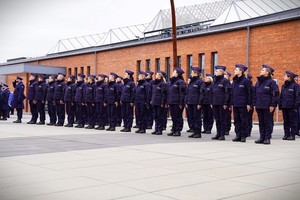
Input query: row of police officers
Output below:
<box><xmin>5</xmin><ymin>64</ymin><xmax>300</xmax><ymax>145</ymax></box>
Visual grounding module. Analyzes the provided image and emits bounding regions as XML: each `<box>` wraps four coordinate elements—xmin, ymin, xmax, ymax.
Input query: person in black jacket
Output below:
<box><xmin>27</xmin><ymin>73</ymin><xmax>38</xmax><ymax>124</ymax></box>
<box><xmin>54</xmin><ymin>73</ymin><xmax>66</xmax><ymax>126</ymax></box>
<box><xmin>12</xmin><ymin>76</ymin><xmax>25</xmax><ymax>123</ymax></box>
<box><xmin>84</xmin><ymin>75</ymin><xmax>96</xmax><ymax>129</ymax></box>
<box><xmin>120</xmin><ymin>70</ymin><xmax>136</xmax><ymax>132</ymax></box>
<box><xmin>74</xmin><ymin>74</ymin><xmax>86</xmax><ymax>128</ymax></box>
<box><xmin>202</xmin><ymin>74</ymin><xmax>214</xmax><ymax>134</ymax></box>
<box><xmin>94</xmin><ymin>74</ymin><xmax>107</xmax><ymax>130</ymax></box>
<box><xmin>279</xmin><ymin>71</ymin><xmax>300</xmax><ymax>140</ymax></box>
<box><xmin>34</xmin><ymin>74</ymin><xmax>47</xmax><ymax>125</ymax></box>
<box><xmin>46</xmin><ymin>75</ymin><xmax>57</xmax><ymax>126</ymax></box>
<box><xmin>64</xmin><ymin>75</ymin><xmax>76</xmax><ymax>127</ymax></box>
<box><xmin>0</xmin><ymin>84</ymin><xmax>10</xmax><ymax>120</ymax></box>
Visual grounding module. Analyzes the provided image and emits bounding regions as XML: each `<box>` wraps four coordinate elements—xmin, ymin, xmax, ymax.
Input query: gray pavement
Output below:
<box><xmin>0</xmin><ymin>114</ymin><xmax>300</xmax><ymax>200</ymax></box>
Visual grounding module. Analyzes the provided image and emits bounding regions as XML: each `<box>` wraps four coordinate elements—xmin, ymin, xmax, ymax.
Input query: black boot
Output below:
<box><xmin>75</xmin><ymin>124</ymin><xmax>84</xmax><ymax>128</ymax></box>
<box><xmin>255</xmin><ymin>138</ymin><xmax>264</xmax><ymax>144</ymax></box>
<box><xmin>232</xmin><ymin>137</ymin><xmax>241</xmax><ymax>142</ymax></box>
<box><xmin>192</xmin><ymin>133</ymin><xmax>201</xmax><ymax>138</ymax></box>
<box><xmin>156</xmin><ymin>131</ymin><xmax>163</xmax><ymax>135</ymax></box>
<box><xmin>139</xmin><ymin>129</ymin><xmax>146</xmax><ymax>134</ymax></box>
<box><xmin>36</xmin><ymin>121</ymin><xmax>45</xmax><ymax>125</ymax></box>
<box><xmin>187</xmin><ymin>129</ymin><xmax>194</xmax><ymax>133</ymax></box>
<box><xmin>188</xmin><ymin>133</ymin><xmax>195</xmax><ymax>138</ymax></box>
<box><xmin>27</xmin><ymin>121</ymin><xmax>36</xmax><ymax>124</ymax></box>
<box><xmin>13</xmin><ymin>119</ymin><xmax>22</xmax><ymax>123</ymax></box>
<box><xmin>135</xmin><ymin>129</ymin><xmax>141</xmax><ymax>133</ymax></box>
<box><xmin>151</xmin><ymin>131</ymin><xmax>157</xmax><ymax>135</ymax></box>
<box><xmin>124</xmin><ymin>128</ymin><xmax>131</xmax><ymax>132</ymax></box>
<box><xmin>218</xmin><ymin>136</ymin><xmax>225</xmax><ymax>140</ymax></box>
<box><xmin>167</xmin><ymin>131</ymin><xmax>175</xmax><ymax>136</ymax></box>
<box><xmin>240</xmin><ymin>137</ymin><xmax>246</xmax><ymax>142</ymax></box>
<box><xmin>47</xmin><ymin>123</ymin><xmax>55</xmax><ymax>126</ymax></box>
<box><xmin>263</xmin><ymin>139</ymin><xmax>271</xmax><ymax>145</ymax></box>
<box><xmin>287</xmin><ymin>136</ymin><xmax>295</xmax><ymax>140</ymax></box>
<box><xmin>173</xmin><ymin>131</ymin><xmax>181</xmax><ymax>137</ymax></box>
<box><xmin>211</xmin><ymin>135</ymin><xmax>219</xmax><ymax>140</ymax></box>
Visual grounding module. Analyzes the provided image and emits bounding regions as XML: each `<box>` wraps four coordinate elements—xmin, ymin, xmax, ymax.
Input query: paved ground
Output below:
<box><xmin>0</xmin><ymin>114</ymin><xmax>300</xmax><ymax>200</ymax></box>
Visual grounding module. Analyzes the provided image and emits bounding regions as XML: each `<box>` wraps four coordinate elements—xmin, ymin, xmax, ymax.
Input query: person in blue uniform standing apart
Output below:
<box><xmin>231</xmin><ymin>64</ymin><xmax>252</xmax><ymax>143</ymax></box>
<box><xmin>46</xmin><ymin>75</ymin><xmax>57</xmax><ymax>126</ymax></box>
<box><xmin>84</xmin><ymin>75</ymin><xmax>96</xmax><ymax>129</ymax></box>
<box><xmin>120</xmin><ymin>70</ymin><xmax>136</xmax><ymax>132</ymax></box>
<box><xmin>135</xmin><ymin>71</ymin><xmax>151</xmax><ymax>134</ymax></box>
<box><xmin>224</xmin><ymin>71</ymin><xmax>232</xmax><ymax>135</ymax></box>
<box><xmin>211</xmin><ymin>66</ymin><xmax>231</xmax><ymax>140</ymax></box>
<box><xmin>116</xmin><ymin>76</ymin><xmax>123</xmax><ymax>127</ymax></box>
<box><xmin>279</xmin><ymin>71</ymin><xmax>300</xmax><ymax>141</ymax></box>
<box><xmin>54</xmin><ymin>73</ymin><xmax>66</xmax><ymax>126</ymax></box>
<box><xmin>254</xmin><ymin>65</ymin><xmax>279</xmax><ymax>145</ymax></box>
<box><xmin>167</xmin><ymin>67</ymin><xmax>186</xmax><ymax>137</ymax></box>
<box><xmin>246</xmin><ymin>73</ymin><xmax>255</xmax><ymax>137</ymax></box>
<box><xmin>146</xmin><ymin>70</ymin><xmax>154</xmax><ymax>129</ymax></box>
<box><xmin>0</xmin><ymin>84</ymin><xmax>10</xmax><ymax>120</ymax></box>
<box><xmin>150</xmin><ymin>70</ymin><xmax>168</xmax><ymax>135</ymax></box>
<box><xmin>64</xmin><ymin>75</ymin><xmax>76</xmax><ymax>127</ymax></box>
<box><xmin>27</xmin><ymin>73</ymin><xmax>38</xmax><ymax>124</ymax></box>
<box><xmin>94</xmin><ymin>74</ymin><xmax>107</xmax><ymax>130</ymax></box>
<box><xmin>12</xmin><ymin>76</ymin><xmax>25</xmax><ymax>123</ymax></box>
<box><xmin>34</xmin><ymin>74</ymin><xmax>47</xmax><ymax>125</ymax></box>
<box><xmin>202</xmin><ymin>74</ymin><xmax>214</xmax><ymax>134</ymax></box>
<box><xmin>185</xmin><ymin>67</ymin><xmax>205</xmax><ymax>138</ymax></box>
<box><xmin>106</xmin><ymin>72</ymin><xmax>121</xmax><ymax>131</ymax></box>
<box><xmin>74</xmin><ymin>74</ymin><xmax>86</xmax><ymax>128</ymax></box>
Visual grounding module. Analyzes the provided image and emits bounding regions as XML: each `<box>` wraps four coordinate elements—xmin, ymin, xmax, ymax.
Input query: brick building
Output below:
<box><xmin>1</xmin><ymin>0</ymin><xmax>300</xmax><ymax>122</ymax></box>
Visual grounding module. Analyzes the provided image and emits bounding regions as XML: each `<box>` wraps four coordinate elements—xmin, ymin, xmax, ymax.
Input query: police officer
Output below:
<box><xmin>254</xmin><ymin>65</ymin><xmax>279</xmax><ymax>145</ymax></box>
<box><xmin>202</xmin><ymin>74</ymin><xmax>214</xmax><ymax>134</ymax></box>
<box><xmin>211</xmin><ymin>66</ymin><xmax>231</xmax><ymax>140</ymax></box>
<box><xmin>85</xmin><ymin>75</ymin><xmax>96</xmax><ymax>129</ymax></box>
<box><xmin>106</xmin><ymin>72</ymin><xmax>121</xmax><ymax>131</ymax></box>
<box><xmin>94</xmin><ymin>74</ymin><xmax>107</xmax><ymax>130</ymax></box>
<box><xmin>146</xmin><ymin>70</ymin><xmax>154</xmax><ymax>129</ymax></box>
<box><xmin>224</xmin><ymin>71</ymin><xmax>232</xmax><ymax>135</ymax></box>
<box><xmin>279</xmin><ymin>71</ymin><xmax>300</xmax><ymax>140</ymax></box>
<box><xmin>54</xmin><ymin>73</ymin><xmax>66</xmax><ymax>126</ymax></box>
<box><xmin>34</xmin><ymin>74</ymin><xmax>47</xmax><ymax>125</ymax></box>
<box><xmin>120</xmin><ymin>70</ymin><xmax>136</xmax><ymax>132</ymax></box>
<box><xmin>0</xmin><ymin>84</ymin><xmax>10</xmax><ymax>120</ymax></box>
<box><xmin>135</xmin><ymin>71</ymin><xmax>151</xmax><ymax>134</ymax></box>
<box><xmin>12</xmin><ymin>76</ymin><xmax>25</xmax><ymax>123</ymax></box>
<box><xmin>295</xmin><ymin>75</ymin><xmax>300</xmax><ymax>136</ymax></box>
<box><xmin>116</xmin><ymin>76</ymin><xmax>123</xmax><ymax>127</ymax></box>
<box><xmin>27</xmin><ymin>73</ymin><xmax>38</xmax><ymax>124</ymax></box>
<box><xmin>150</xmin><ymin>70</ymin><xmax>167</xmax><ymax>135</ymax></box>
<box><xmin>74</xmin><ymin>74</ymin><xmax>86</xmax><ymax>128</ymax></box>
<box><xmin>46</xmin><ymin>75</ymin><xmax>57</xmax><ymax>126</ymax></box>
<box><xmin>167</xmin><ymin>67</ymin><xmax>186</xmax><ymax>137</ymax></box>
<box><xmin>231</xmin><ymin>64</ymin><xmax>252</xmax><ymax>142</ymax></box>
<box><xmin>246</xmin><ymin>73</ymin><xmax>255</xmax><ymax>137</ymax></box>
<box><xmin>64</xmin><ymin>75</ymin><xmax>76</xmax><ymax>127</ymax></box>
<box><xmin>185</xmin><ymin>67</ymin><xmax>205</xmax><ymax>138</ymax></box>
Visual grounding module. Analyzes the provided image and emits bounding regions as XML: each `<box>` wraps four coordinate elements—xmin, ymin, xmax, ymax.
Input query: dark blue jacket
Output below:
<box><xmin>231</xmin><ymin>75</ymin><xmax>252</xmax><ymax>107</ymax></box>
<box><xmin>120</xmin><ymin>78</ymin><xmax>135</xmax><ymax>103</ymax></box>
<box><xmin>254</xmin><ymin>76</ymin><xmax>279</xmax><ymax>109</ymax></box>
<box><xmin>64</xmin><ymin>82</ymin><xmax>76</xmax><ymax>102</ymax></box>
<box><xmin>1</xmin><ymin>88</ymin><xmax>10</xmax><ymax>111</ymax></box>
<box><xmin>279</xmin><ymin>81</ymin><xmax>300</xmax><ymax>109</ymax></box>
<box><xmin>185</xmin><ymin>77</ymin><xmax>205</xmax><ymax>105</ymax></box>
<box><xmin>203</xmin><ymin>82</ymin><xmax>213</xmax><ymax>105</ymax></box>
<box><xmin>46</xmin><ymin>81</ymin><xmax>55</xmax><ymax>102</ymax></box>
<box><xmin>106</xmin><ymin>81</ymin><xmax>121</xmax><ymax>104</ymax></box>
<box><xmin>135</xmin><ymin>80</ymin><xmax>150</xmax><ymax>104</ymax></box>
<box><xmin>74</xmin><ymin>81</ymin><xmax>86</xmax><ymax>103</ymax></box>
<box><xmin>211</xmin><ymin>75</ymin><xmax>231</xmax><ymax>106</ymax></box>
<box><xmin>12</xmin><ymin>81</ymin><xmax>25</xmax><ymax>109</ymax></box>
<box><xmin>34</xmin><ymin>81</ymin><xmax>47</xmax><ymax>101</ymax></box>
<box><xmin>54</xmin><ymin>80</ymin><xmax>66</xmax><ymax>101</ymax></box>
<box><xmin>84</xmin><ymin>82</ymin><xmax>95</xmax><ymax>103</ymax></box>
<box><xmin>167</xmin><ymin>77</ymin><xmax>186</xmax><ymax>105</ymax></box>
<box><xmin>94</xmin><ymin>81</ymin><xmax>107</xmax><ymax>103</ymax></box>
<box><xmin>27</xmin><ymin>80</ymin><xmax>37</xmax><ymax>101</ymax></box>
<box><xmin>150</xmin><ymin>79</ymin><xmax>167</xmax><ymax>106</ymax></box>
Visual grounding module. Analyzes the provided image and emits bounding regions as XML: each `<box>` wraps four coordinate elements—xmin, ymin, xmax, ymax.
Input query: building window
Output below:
<box><xmin>199</xmin><ymin>53</ymin><xmax>205</xmax><ymax>75</ymax></box>
<box><xmin>68</xmin><ymin>68</ymin><xmax>72</xmax><ymax>76</ymax></box>
<box><xmin>146</xmin><ymin>59</ymin><xmax>151</xmax><ymax>71</ymax></box>
<box><xmin>155</xmin><ymin>58</ymin><xmax>160</xmax><ymax>71</ymax></box>
<box><xmin>165</xmin><ymin>57</ymin><xmax>171</xmax><ymax>81</ymax></box>
<box><xmin>187</xmin><ymin>55</ymin><xmax>193</xmax><ymax>78</ymax></box>
<box><xmin>177</xmin><ymin>56</ymin><xmax>181</xmax><ymax>68</ymax></box>
<box><xmin>211</xmin><ymin>52</ymin><xmax>218</xmax><ymax>74</ymax></box>
<box><xmin>87</xmin><ymin>66</ymin><xmax>91</xmax><ymax>75</ymax></box>
<box><xmin>80</xmin><ymin>67</ymin><xmax>84</xmax><ymax>74</ymax></box>
<box><xmin>136</xmin><ymin>60</ymin><xmax>141</xmax><ymax>78</ymax></box>
<box><xmin>74</xmin><ymin>67</ymin><xmax>78</xmax><ymax>76</ymax></box>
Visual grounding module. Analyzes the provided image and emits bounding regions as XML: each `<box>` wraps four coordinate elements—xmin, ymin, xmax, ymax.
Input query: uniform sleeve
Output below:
<box><xmin>145</xmin><ymin>83</ymin><xmax>151</xmax><ymax>105</ymax></box>
<box><xmin>198</xmin><ymin>81</ymin><xmax>205</xmax><ymax>105</ymax></box>
<box><xmin>72</xmin><ymin>84</ymin><xmax>77</xmax><ymax>102</ymax></box>
<box><xmin>270</xmin><ymin>80</ymin><xmax>279</xmax><ymax>107</ymax></box>
<box><xmin>116</xmin><ymin>85</ymin><xmax>121</xmax><ymax>102</ymax></box>
<box><xmin>130</xmin><ymin>82</ymin><xmax>136</xmax><ymax>103</ymax></box>
<box><xmin>42</xmin><ymin>83</ymin><xmax>48</xmax><ymax>101</ymax></box>
<box><xmin>245</xmin><ymin>79</ymin><xmax>252</xmax><ymax>106</ymax></box>
<box><xmin>161</xmin><ymin>82</ymin><xmax>167</xmax><ymax>105</ymax></box>
<box><xmin>224</xmin><ymin>80</ymin><xmax>232</xmax><ymax>105</ymax></box>
<box><xmin>18</xmin><ymin>84</ymin><xmax>25</xmax><ymax>103</ymax></box>
<box><xmin>294</xmin><ymin>84</ymin><xmax>300</xmax><ymax>108</ymax></box>
<box><xmin>179</xmin><ymin>80</ymin><xmax>186</xmax><ymax>106</ymax></box>
<box><xmin>104</xmin><ymin>85</ymin><xmax>108</xmax><ymax>104</ymax></box>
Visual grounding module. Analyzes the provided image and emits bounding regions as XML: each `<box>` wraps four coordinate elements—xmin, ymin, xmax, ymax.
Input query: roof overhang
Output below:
<box><xmin>0</xmin><ymin>63</ymin><xmax>66</xmax><ymax>75</ymax></box>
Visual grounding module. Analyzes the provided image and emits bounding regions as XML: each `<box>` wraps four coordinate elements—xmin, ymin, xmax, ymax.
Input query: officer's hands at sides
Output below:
<box><xmin>179</xmin><ymin>105</ymin><xmax>184</xmax><ymax>110</ymax></box>
<box><xmin>130</xmin><ymin>103</ymin><xmax>134</xmax><ymax>107</ymax></box>
<box><xmin>60</xmin><ymin>100</ymin><xmax>64</xmax><ymax>105</ymax></box>
<box><xmin>269</xmin><ymin>106</ymin><xmax>275</xmax><ymax>112</ymax></box>
<box><xmin>33</xmin><ymin>100</ymin><xmax>37</xmax><ymax>104</ymax></box>
<box><xmin>247</xmin><ymin>105</ymin><xmax>251</xmax><ymax>112</ymax></box>
<box><xmin>114</xmin><ymin>102</ymin><xmax>118</xmax><ymax>107</ymax></box>
<box><xmin>223</xmin><ymin>105</ymin><xmax>227</xmax><ymax>110</ymax></box>
<box><xmin>103</xmin><ymin>103</ymin><xmax>107</xmax><ymax>107</ymax></box>
<box><xmin>197</xmin><ymin>105</ymin><xmax>201</xmax><ymax>110</ymax></box>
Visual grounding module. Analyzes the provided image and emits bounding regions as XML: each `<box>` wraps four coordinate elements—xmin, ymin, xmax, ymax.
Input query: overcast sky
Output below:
<box><xmin>0</xmin><ymin>0</ymin><xmax>217</xmax><ymax>63</ymax></box>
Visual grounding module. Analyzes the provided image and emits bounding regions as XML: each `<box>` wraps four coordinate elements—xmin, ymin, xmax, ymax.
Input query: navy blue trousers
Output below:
<box><xmin>246</xmin><ymin>109</ymin><xmax>254</xmax><ymax>137</ymax></box>
<box><xmin>108</xmin><ymin>104</ymin><xmax>117</xmax><ymax>128</ymax></box>
<box><xmin>37</xmin><ymin>101</ymin><xmax>45</xmax><ymax>122</ymax></box>
<box><xmin>86</xmin><ymin>103</ymin><xmax>95</xmax><ymax>126</ymax></box>
<box><xmin>47</xmin><ymin>101</ymin><xmax>56</xmax><ymax>124</ymax></box>
<box><xmin>65</xmin><ymin>101</ymin><xmax>75</xmax><ymax>125</ymax></box>
<box><xmin>95</xmin><ymin>102</ymin><xmax>107</xmax><ymax>127</ymax></box>
<box><xmin>256</xmin><ymin>108</ymin><xmax>274</xmax><ymax>140</ymax></box>
<box><xmin>29</xmin><ymin>100</ymin><xmax>38</xmax><ymax>122</ymax></box>
<box><xmin>169</xmin><ymin>104</ymin><xmax>184</xmax><ymax>132</ymax></box>
<box><xmin>147</xmin><ymin>105</ymin><xmax>154</xmax><ymax>128</ymax></box>
<box><xmin>153</xmin><ymin>105</ymin><xmax>164</xmax><ymax>132</ymax></box>
<box><xmin>135</xmin><ymin>103</ymin><xmax>148</xmax><ymax>130</ymax></box>
<box><xmin>121</xmin><ymin>101</ymin><xmax>134</xmax><ymax>129</ymax></box>
<box><xmin>282</xmin><ymin>108</ymin><xmax>298</xmax><ymax>138</ymax></box>
<box><xmin>233</xmin><ymin>106</ymin><xmax>248</xmax><ymax>139</ymax></box>
<box><xmin>225</xmin><ymin>107</ymin><xmax>232</xmax><ymax>132</ymax></box>
<box><xmin>55</xmin><ymin>100</ymin><xmax>65</xmax><ymax>125</ymax></box>
<box><xmin>76</xmin><ymin>103</ymin><xmax>86</xmax><ymax>126</ymax></box>
<box><xmin>187</xmin><ymin>104</ymin><xmax>202</xmax><ymax>134</ymax></box>
<box><xmin>213</xmin><ymin>105</ymin><xmax>227</xmax><ymax>137</ymax></box>
<box><xmin>202</xmin><ymin>104</ymin><xmax>213</xmax><ymax>132</ymax></box>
